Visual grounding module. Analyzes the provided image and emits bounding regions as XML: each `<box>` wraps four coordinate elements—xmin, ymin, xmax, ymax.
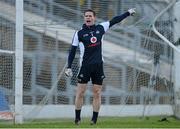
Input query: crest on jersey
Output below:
<box><xmin>90</xmin><ymin>36</ymin><xmax>97</xmax><ymax>43</ymax></box>
<box><xmin>83</xmin><ymin>34</ymin><xmax>89</xmax><ymax>37</ymax></box>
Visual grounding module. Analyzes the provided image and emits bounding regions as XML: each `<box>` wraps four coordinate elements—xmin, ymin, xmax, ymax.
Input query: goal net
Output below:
<box><xmin>154</xmin><ymin>0</ymin><xmax>180</xmax><ymax>119</ymax></box>
<box><xmin>0</xmin><ymin>1</ymin><xmax>15</xmax><ymax>120</ymax></box>
<box><xmin>0</xmin><ymin>0</ymin><xmax>179</xmax><ymax>123</ymax></box>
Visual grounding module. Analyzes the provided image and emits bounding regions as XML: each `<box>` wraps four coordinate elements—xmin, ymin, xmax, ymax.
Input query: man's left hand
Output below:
<box><xmin>65</xmin><ymin>68</ymin><xmax>73</xmax><ymax>77</ymax></box>
<box><xmin>128</xmin><ymin>8</ymin><xmax>136</xmax><ymax>16</ymax></box>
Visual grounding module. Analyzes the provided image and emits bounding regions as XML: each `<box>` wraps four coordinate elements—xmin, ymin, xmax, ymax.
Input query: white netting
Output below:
<box><xmin>152</xmin><ymin>0</ymin><xmax>180</xmax><ymax>119</ymax></box>
<box><xmin>0</xmin><ymin>0</ymin><xmax>178</xmax><ymax>123</ymax></box>
<box><xmin>0</xmin><ymin>0</ymin><xmax>15</xmax><ymax>121</ymax></box>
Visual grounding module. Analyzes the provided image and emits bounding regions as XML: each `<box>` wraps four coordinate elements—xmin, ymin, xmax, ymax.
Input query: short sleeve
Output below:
<box><xmin>100</xmin><ymin>21</ymin><xmax>110</xmax><ymax>32</ymax></box>
<box><xmin>72</xmin><ymin>31</ymin><xmax>79</xmax><ymax>46</ymax></box>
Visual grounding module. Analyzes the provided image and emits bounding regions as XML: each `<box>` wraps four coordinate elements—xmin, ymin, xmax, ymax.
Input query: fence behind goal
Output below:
<box><xmin>0</xmin><ymin>0</ymin><xmax>179</xmax><ymax>123</ymax></box>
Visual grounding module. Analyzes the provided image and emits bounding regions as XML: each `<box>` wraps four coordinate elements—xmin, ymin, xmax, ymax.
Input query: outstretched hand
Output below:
<box><xmin>128</xmin><ymin>8</ymin><xmax>136</xmax><ymax>16</ymax></box>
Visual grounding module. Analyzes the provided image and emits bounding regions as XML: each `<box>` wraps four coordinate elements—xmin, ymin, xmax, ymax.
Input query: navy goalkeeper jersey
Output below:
<box><xmin>72</xmin><ymin>22</ymin><xmax>109</xmax><ymax>66</ymax></box>
<box><xmin>67</xmin><ymin>12</ymin><xmax>130</xmax><ymax>68</ymax></box>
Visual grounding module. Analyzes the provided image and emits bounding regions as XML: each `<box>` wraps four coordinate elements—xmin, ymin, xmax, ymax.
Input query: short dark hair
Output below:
<box><xmin>84</xmin><ymin>9</ymin><xmax>96</xmax><ymax>16</ymax></box>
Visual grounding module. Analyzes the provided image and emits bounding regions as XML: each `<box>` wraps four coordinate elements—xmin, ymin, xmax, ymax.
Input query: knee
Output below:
<box><xmin>93</xmin><ymin>89</ymin><xmax>101</xmax><ymax>99</ymax></box>
<box><xmin>77</xmin><ymin>89</ymin><xmax>86</xmax><ymax>98</ymax></box>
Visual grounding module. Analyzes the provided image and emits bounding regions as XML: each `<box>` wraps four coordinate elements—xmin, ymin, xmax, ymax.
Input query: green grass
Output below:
<box><xmin>0</xmin><ymin>116</ymin><xmax>180</xmax><ymax>128</ymax></box>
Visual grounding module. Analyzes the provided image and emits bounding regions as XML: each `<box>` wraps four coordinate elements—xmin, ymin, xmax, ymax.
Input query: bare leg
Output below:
<box><xmin>74</xmin><ymin>83</ymin><xmax>87</xmax><ymax>124</ymax></box>
<box><xmin>91</xmin><ymin>84</ymin><xmax>102</xmax><ymax>124</ymax></box>
<box><xmin>92</xmin><ymin>84</ymin><xmax>102</xmax><ymax>112</ymax></box>
<box><xmin>75</xmin><ymin>83</ymin><xmax>87</xmax><ymax>110</ymax></box>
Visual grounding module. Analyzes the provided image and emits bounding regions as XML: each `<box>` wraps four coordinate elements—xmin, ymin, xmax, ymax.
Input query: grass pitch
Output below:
<box><xmin>0</xmin><ymin>116</ymin><xmax>180</xmax><ymax>128</ymax></box>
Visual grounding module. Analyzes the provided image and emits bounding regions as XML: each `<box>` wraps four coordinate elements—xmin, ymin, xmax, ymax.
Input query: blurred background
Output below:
<box><xmin>0</xmin><ymin>0</ymin><xmax>179</xmax><ymax>122</ymax></box>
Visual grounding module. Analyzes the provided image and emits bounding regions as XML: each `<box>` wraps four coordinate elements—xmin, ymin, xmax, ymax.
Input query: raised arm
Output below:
<box><xmin>110</xmin><ymin>8</ymin><xmax>136</xmax><ymax>27</ymax></box>
<box><xmin>109</xmin><ymin>12</ymin><xmax>129</xmax><ymax>27</ymax></box>
<box><xmin>100</xmin><ymin>8</ymin><xmax>136</xmax><ymax>32</ymax></box>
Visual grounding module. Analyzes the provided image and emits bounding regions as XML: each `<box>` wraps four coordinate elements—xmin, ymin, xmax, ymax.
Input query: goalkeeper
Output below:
<box><xmin>65</xmin><ymin>8</ymin><xmax>136</xmax><ymax>125</ymax></box>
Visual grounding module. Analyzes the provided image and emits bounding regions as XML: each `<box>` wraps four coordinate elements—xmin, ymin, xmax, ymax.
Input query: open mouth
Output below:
<box><xmin>86</xmin><ymin>20</ymin><xmax>91</xmax><ymax>23</ymax></box>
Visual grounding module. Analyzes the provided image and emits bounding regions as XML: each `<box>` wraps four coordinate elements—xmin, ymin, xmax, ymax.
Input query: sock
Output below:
<box><xmin>75</xmin><ymin>109</ymin><xmax>81</xmax><ymax>120</ymax></box>
<box><xmin>91</xmin><ymin>111</ymin><xmax>99</xmax><ymax>123</ymax></box>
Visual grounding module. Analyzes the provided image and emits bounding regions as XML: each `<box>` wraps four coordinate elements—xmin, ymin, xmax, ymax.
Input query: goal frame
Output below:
<box><xmin>152</xmin><ymin>0</ymin><xmax>180</xmax><ymax>119</ymax></box>
<box><xmin>15</xmin><ymin>0</ymin><xmax>23</xmax><ymax>124</ymax></box>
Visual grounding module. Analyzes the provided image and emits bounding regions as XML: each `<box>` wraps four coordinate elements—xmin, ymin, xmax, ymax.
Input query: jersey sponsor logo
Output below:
<box><xmin>88</xmin><ymin>42</ymin><xmax>100</xmax><ymax>47</ymax></box>
<box><xmin>90</xmin><ymin>36</ymin><xmax>97</xmax><ymax>43</ymax></box>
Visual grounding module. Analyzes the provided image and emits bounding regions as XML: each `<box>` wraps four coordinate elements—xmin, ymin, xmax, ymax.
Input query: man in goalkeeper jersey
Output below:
<box><xmin>65</xmin><ymin>8</ymin><xmax>136</xmax><ymax>125</ymax></box>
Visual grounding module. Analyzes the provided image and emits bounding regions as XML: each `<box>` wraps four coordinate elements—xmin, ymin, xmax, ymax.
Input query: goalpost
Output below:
<box><xmin>152</xmin><ymin>0</ymin><xmax>180</xmax><ymax>119</ymax></box>
<box><xmin>0</xmin><ymin>0</ymin><xmax>23</xmax><ymax>124</ymax></box>
<box><xmin>15</xmin><ymin>0</ymin><xmax>23</xmax><ymax>124</ymax></box>
<box><xmin>173</xmin><ymin>0</ymin><xmax>180</xmax><ymax>119</ymax></box>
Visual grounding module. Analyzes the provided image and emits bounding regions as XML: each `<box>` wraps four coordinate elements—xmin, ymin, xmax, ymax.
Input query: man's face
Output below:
<box><xmin>84</xmin><ymin>11</ymin><xmax>96</xmax><ymax>26</ymax></box>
